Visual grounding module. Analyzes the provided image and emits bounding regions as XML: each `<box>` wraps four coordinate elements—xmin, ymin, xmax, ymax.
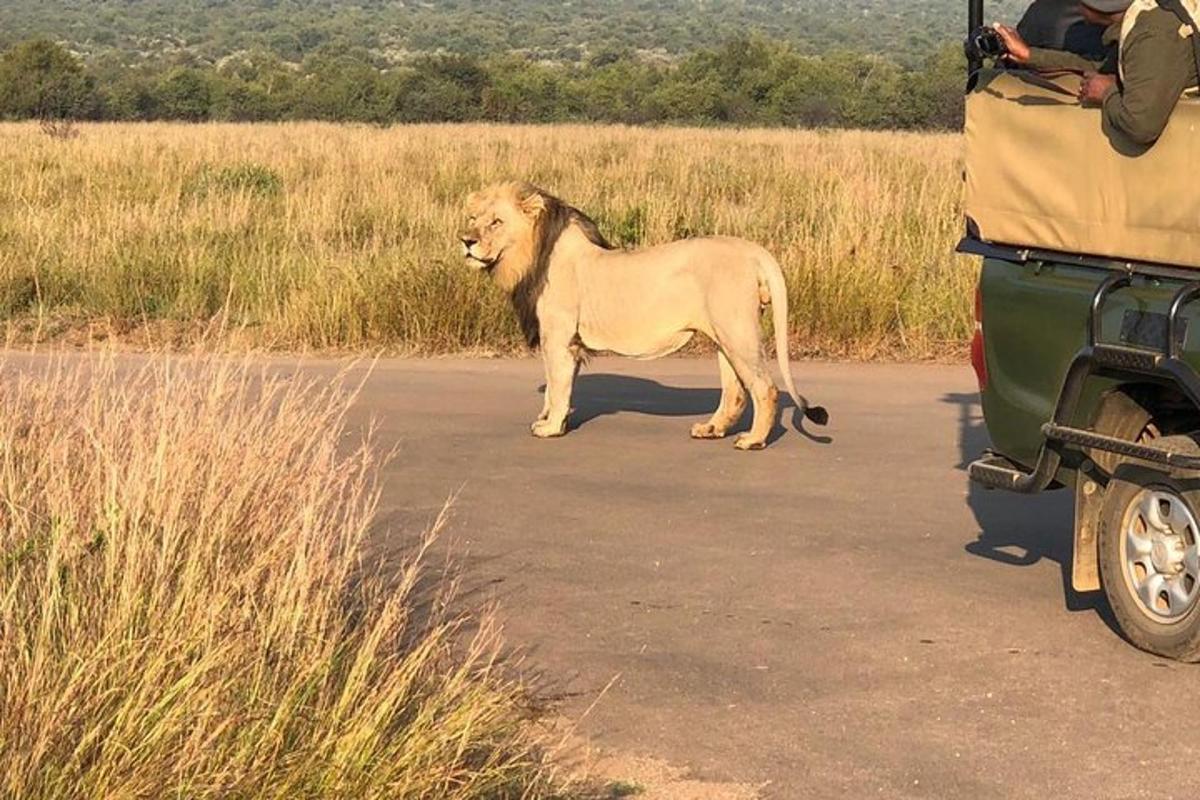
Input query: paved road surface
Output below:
<box><xmin>349</xmin><ymin>357</ymin><xmax>1200</xmax><ymax>800</ymax></box>
<box><xmin>21</xmin><ymin>353</ymin><xmax>1192</xmax><ymax>799</ymax></box>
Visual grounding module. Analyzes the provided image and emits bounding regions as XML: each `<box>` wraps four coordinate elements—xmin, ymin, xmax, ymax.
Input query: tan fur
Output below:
<box><xmin>460</xmin><ymin>182</ymin><xmax>826</xmax><ymax>450</ymax></box>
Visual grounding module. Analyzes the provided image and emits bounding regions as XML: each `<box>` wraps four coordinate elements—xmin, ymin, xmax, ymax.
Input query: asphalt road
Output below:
<box><xmin>17</xmin><ymin>352</ymin><xmax>1191</xmax><ymax>799</ymax></box>
<box><xmin>343</xmin><ymin>356</ymin><xmax>1200</xmax><ymax>800</ymax></box>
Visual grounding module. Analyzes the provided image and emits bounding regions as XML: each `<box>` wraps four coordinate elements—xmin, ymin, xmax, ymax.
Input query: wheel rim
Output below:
<box><xmin>1120</xmin><ymin>488</ymin><xmax>1200</xmax><ymax>624</ymax></box>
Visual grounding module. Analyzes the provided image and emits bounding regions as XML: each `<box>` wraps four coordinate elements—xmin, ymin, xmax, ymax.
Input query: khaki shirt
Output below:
<box><xmin>1102</xmin><ymin>8</ymin><xmax>1199</xmax><ymax>144</ymax></box>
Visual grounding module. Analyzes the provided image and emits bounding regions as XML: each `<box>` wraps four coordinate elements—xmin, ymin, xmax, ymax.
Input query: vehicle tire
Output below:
<box><xmin>1099</xmin><ymin>447</ymin><xmax>1200</xmax><ymax>661</ymax></box>
<box><xmin>1088</xmin><ymin>390</ymin><xmax>1158</xmax><ymax>477</ymax></box>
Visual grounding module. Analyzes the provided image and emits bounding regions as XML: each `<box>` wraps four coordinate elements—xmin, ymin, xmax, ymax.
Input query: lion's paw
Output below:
<box><xmin>733</xmin><ymin>434</ymin><xmax>767</xmax><ymax>451</ymax></box>
<box><xmin>530</xmin><ymin>419</ymin><xmax>567</xmax><ymax>439</ymax></box>
<box><xmin>690</xmin><ymin>423</ymin><xmax>727</xmax><ymax>440</ymax></box>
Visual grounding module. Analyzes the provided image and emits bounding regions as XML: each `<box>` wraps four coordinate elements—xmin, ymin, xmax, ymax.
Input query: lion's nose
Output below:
<box><xmin>460</xmin><ymin>236</ymin><xmax>478</xmax><ymax>249</ymax></box>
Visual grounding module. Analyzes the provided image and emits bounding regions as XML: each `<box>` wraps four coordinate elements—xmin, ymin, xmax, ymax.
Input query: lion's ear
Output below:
<box><xmin>518</xmin><ymin>191</ymin><xmax>547</xmax><ymax>220</ymax></box>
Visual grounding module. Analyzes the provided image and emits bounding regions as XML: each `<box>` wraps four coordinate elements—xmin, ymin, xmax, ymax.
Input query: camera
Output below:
<box><xmin>965</xmin><ymin>26</ymin><xmax>1009</xmax><ymax>62</ymax></box>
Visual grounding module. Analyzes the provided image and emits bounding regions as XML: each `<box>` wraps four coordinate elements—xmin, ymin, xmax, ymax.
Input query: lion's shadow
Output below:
<box><xmin>541</xmin><ymin>373</ymin><xmax>831</xmax><ymax>444</ymax></box>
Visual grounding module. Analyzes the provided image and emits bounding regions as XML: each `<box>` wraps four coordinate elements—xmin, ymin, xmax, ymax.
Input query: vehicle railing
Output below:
<box><xmin>968</xmin><ymin>0</ymin><xmax>985</xmax><ymax>77</ymax></box>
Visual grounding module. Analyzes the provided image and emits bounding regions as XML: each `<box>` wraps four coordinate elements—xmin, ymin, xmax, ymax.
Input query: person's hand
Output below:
<box><xmin>993</xmin><ymin>24</ymin><xmax>1031</xmax><ymax>64</ymax></box>
<box><xmin>1078</xmin><ymin>72</ymin><xmax>1118</xmax><ymax>105</ymax></box>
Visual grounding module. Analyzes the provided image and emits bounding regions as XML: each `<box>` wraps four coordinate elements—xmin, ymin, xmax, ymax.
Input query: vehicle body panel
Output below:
<box><xmin>979</xmin><ymin>256</ymin><xmax>1200</xmax><ymax>473</ymax></box>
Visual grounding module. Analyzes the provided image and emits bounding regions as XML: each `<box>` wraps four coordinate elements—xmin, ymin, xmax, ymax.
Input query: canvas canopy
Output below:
<box><xmin>964</xmin><ymin>69</ymin><xmax>1200</xmax><ymax>268</ymax></box>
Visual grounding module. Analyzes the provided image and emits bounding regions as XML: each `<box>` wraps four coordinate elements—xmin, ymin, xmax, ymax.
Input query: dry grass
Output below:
<box><xmin>0</xmin><ymin>122</ymin><xmax>973</xmax><ymax>359</ymax></box>
<box><xmin>0</xmin><ymin>351</ymin><xmax>563</xmax><ymax>798</ymax></box>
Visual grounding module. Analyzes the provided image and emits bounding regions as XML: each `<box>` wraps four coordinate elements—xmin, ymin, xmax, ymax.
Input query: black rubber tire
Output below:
<box><xmin>1099</xmin><ymin>457</ymin><xmax>1200</xmax><ymax>662</ymax></box>
<box><xmin>1088</xmin><ymin>390</ymin><xmax>1155</xmax><ymax>477</ymax></box>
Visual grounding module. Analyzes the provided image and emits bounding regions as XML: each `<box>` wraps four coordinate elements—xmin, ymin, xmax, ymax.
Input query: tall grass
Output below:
<box><xmin>0</xmin><ymin>122</ymin><xmax>973</xmax><ymax>358</ymax></box>
<box><xmin>0</xmin><ymin>352</ymin><xmax>559</xmax><ymax>798</ymax></box>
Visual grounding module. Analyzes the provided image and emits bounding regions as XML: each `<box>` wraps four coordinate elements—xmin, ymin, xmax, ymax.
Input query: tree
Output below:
<box><xmin>155</xmin><ymin>68</ymin><xmax>214</xmax><ymax>121</ymax></box>
<box><xmin>909</xmin><ymin>44</ymin><xmax>968</xmax><ymax>130</ymax></box>
<box><xmin>388</xmin><ymin>56</ymin><xmax>489</xmax><ymax>123</ymax></box>
<box><xmin>0</xmin><ymin>39</ymin><xmax>99</xmax><ymax>119</ymax></box>
<box><xmin>295</xmin><ymin>52</ymin><xmax>388</xmax><ymax>122</ymax></box>
<box><xmin>101</xmin><ymin>73</ymin><xmax>160</xmax><ymax>120</ymax></box>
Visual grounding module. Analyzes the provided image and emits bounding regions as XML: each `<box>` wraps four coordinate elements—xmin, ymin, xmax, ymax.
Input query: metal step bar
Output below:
<box><xmin>969</xmin><ymin>453</ymin><xmax>1054</xmax><ymax>492</ymax></box>
<box><xmin>1042</xmin><ymin>424</ymin><xmax>1200</xmax><ymax>470</ymax></box>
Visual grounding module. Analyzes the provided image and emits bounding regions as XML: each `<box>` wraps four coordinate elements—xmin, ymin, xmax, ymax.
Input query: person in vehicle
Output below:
<box><xmin>1016</xmin><ymin>0</ymin><xmax>1108</xmax><ymax>57</ymax></box>
<box><xmin>1077</xmin><ymin>0</ymin><xmax>1200</xmax><ymax>145</ymax></box>
<box><xmin>995</xmin><ymin>1</ymin><xmax>1120</xmax><ymax>73</ymax></box>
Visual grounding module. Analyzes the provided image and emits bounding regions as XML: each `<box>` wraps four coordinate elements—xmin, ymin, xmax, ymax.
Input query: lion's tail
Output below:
<box><xmin>760</xmin><ymin>254</ymin><xmax>829</xmax><ymax>428</ymax></box>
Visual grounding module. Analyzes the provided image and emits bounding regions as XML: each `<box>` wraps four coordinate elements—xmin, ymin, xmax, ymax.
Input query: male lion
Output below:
<box><xmin>460</xmin><ymin>182</ymin><xmax>828</xmax><ymax>450</ymax></box>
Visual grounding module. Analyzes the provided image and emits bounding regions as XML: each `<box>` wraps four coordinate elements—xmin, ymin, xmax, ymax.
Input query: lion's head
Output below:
<box><xmin>460</xmin><ymin>182</ymin><xmax>612</xmax><ymax>348</ymax></box>
<box><xmin>460</xmin><ymin>182</ymin><xmax>545</xmax><ymax>292</ymax></box>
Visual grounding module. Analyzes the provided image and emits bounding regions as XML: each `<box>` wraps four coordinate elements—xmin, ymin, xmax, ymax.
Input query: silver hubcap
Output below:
<box><xmin>1121</xmin><ymin>489</ymin><xmax>1200</xmax><ymax>623</ymax></box>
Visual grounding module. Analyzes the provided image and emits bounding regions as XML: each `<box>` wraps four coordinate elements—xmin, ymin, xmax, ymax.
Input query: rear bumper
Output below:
<box><xmin>970</xmin><ymin>273</ymin><xmax>1200</xmax><ymax>493</ymax></box>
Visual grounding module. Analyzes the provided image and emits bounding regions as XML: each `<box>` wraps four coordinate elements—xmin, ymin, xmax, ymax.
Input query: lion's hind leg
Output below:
<box><xmin>720</xmin><ymin>343</ymin><xmax>779</xmax><ymax>452</ymax></box>
<box><xmin>690</xmin><ymin>351</ymin><xmax>747</xmax><ymax>440</ymax></box>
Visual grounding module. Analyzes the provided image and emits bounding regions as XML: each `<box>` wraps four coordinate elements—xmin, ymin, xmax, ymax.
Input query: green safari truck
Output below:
<box><xmin>962</xmin><ymin>1</ymin><xmax>1200</xmax><ymax>659</ymax></box>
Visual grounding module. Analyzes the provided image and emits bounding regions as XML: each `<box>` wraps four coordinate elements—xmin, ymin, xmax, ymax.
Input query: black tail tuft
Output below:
<box><xmin>805</xmin><ymin>406</ymin><xmax>829</xmax><ymax>427</ymax></box>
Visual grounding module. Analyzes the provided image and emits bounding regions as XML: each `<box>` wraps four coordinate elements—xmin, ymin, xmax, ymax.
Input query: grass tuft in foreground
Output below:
<box><xmin>0</xmin><ymin>351</ymin><xmax>559</xmax><ymax>799</ymax></box>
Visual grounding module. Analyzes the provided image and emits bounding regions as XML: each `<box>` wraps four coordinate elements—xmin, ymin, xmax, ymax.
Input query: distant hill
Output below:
<box><xmin>1</xmin><ymin>0</ymin><xmax>1030</xmax><ymax>67</ymax></box>
<box><xmin>0</xmin><ymin>2</ymin><xmax>1036</xmax><ymax>128</ymax></box>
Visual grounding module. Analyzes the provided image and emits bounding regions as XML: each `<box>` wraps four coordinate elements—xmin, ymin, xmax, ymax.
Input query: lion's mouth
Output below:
<box><xmin>464</xmin><ymin>247</ymin><xmax>502</xmax><ymax>272</ymax></box>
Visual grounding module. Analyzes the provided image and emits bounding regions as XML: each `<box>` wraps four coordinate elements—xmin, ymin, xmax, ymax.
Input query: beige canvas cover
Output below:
<box><xmin>964</xmin><ymin>70</ymin><xmax>1200</xmax><ymax>268</ymax></box>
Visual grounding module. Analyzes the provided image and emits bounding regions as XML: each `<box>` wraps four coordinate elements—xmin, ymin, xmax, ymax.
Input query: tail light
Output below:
<box><xmin>970</xmin><ymin>284</ymin><xmax>988</xmax><ymax>391</ymax></box>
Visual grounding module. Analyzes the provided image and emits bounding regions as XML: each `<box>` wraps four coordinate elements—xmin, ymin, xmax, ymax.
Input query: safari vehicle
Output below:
<box><xmin>960</xmin><ymin>0</ymin><xmax>1200</xmax><ymax>659</ymax></box>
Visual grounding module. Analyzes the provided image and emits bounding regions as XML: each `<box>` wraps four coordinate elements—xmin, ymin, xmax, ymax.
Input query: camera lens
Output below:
<box><xmin>965</xmin><ymin>26</ymin><xmax>1008</xmax><ymax>62</ymax></box>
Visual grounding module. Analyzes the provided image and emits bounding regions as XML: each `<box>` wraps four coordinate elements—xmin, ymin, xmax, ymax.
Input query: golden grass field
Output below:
<box><xmin>0</xmin><ymin>122</ymin><xmax>973</xmax><ymax>795</ymax></box>
<box><xmin>0</xmin><ymin>122</ymin><xmax>973</xmax><ymax>359</ymax></box>
<box><xmin>0</xmin><ymin>352</ymin><xmax>576</xmax><ymax>798</ymax></box>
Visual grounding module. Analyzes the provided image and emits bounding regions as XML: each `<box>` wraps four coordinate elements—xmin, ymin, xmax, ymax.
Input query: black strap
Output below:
<box><xmin>1013</xmin><ymin>69</ymin><xmax>1086</xmax><ymax>97</ymax></box>
<box><xmin>1156</xmin><ymin>0</ymin><xmax>1200</xmax><ymax>86</ymax></box>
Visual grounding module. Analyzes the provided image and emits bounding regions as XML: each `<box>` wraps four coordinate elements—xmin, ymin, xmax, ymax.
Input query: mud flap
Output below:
<box><xmin>1072</xmin><ymin>469</ymin><xmax>1104</xmax><ymax>592</ymax></box>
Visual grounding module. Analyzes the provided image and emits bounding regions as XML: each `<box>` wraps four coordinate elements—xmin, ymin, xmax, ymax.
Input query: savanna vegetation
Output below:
<box><xmin>0</xmin><ymin>351</ymin><xmax>573</xmax><ymax>797</ymax></box>
<box><xmin>0</xmin><ymin>1</ymin><xmax>977</xmax><ymax>793</ymax></box>
<box><xmin>0</xmin><ymin>0</ymin><xmax>981</xmax><ymax>358</ymax></box>
<box><xmin>0</xmin><ymin>36</ymin><xmax>968</xmax><ymax>129</ymax></box>
<box><xmin>0</xmin><ymin>122</ymin><xmax>972</xmax><ymax>359</ymax></box>
<box><xmin>0</xmin><ymin>0</ymin><xmax>1029</xmax><ymax>67</ymax></box>
<box><xmin>3</xmin><ymin>0</ymin><xmax>1030</xmax><ymax>128</ymax></box>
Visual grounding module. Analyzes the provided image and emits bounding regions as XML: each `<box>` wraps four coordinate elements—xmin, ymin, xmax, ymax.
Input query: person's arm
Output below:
<box><xmin>1101</xmin><ymin>11</ymin><xmax>1195</xmax><ymax>144</ymax></box>
<box><xmin>995</xmin><ymin>24</ymin><xmax>1102</xmax><ymax>71</ymax></box>
<box><xmin>1025</xmin><ymin>46</ymin><xmax>1102</xmax><ymax>72</ymax></box>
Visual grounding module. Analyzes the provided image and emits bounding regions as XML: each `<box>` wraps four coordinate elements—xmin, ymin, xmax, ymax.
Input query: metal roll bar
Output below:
<box><xmin>969</xmin><ymin>0</ymin><xmax>985</xmax><ymax>76</ymax></box>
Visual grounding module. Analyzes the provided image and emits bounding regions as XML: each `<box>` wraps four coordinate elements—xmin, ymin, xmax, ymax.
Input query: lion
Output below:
<box><xmin>460</xmin><ymin>182</ymin><xmax>828</xmax><ymax>450</ymax></box>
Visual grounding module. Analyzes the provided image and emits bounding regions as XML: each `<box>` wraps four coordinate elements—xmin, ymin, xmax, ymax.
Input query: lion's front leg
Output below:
<box><xmin>531</xmin><ymin>340</ymin><xmax>576</xmax><ymax>438</ymax></box>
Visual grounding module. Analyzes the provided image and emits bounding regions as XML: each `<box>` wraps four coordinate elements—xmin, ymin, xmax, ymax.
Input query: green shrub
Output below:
<box><xmin>183</xmin><ymin>162</ymin><xmax>283</xmax><ymax>199</ymax></box>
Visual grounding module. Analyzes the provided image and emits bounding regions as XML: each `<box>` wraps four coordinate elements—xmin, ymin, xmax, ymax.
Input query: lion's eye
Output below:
<box><xmin>489</xmin><ymin>218</ymin><xmax>502</xmax><ymax>229</ymax></box>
